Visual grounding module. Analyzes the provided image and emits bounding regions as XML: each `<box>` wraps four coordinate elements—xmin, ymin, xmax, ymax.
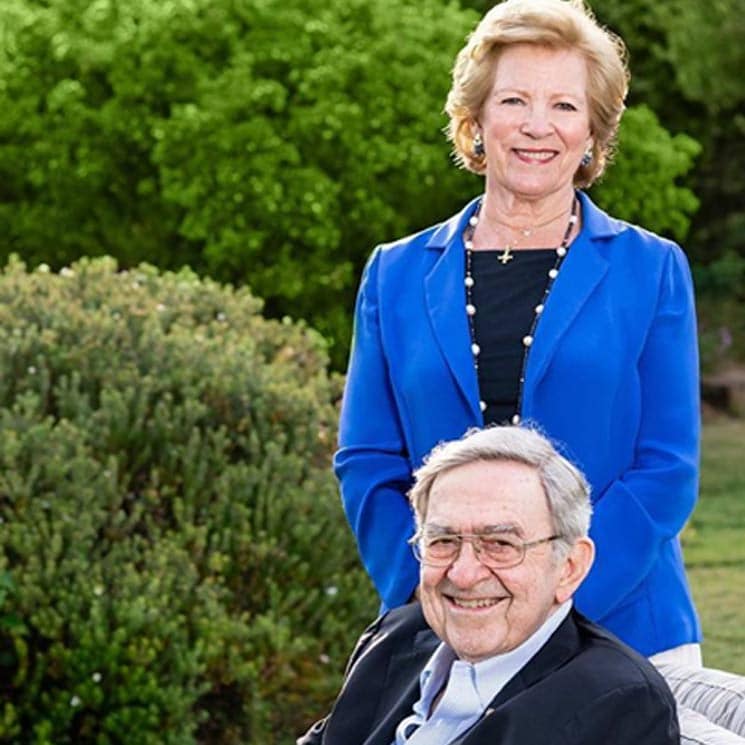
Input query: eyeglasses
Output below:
<box><xmin>408</xmin><ymin>530</ymin><xmax>564</xmax><ymax>569</ymax></box>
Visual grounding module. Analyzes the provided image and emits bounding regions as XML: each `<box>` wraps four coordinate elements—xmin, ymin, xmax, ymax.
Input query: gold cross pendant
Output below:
<box><xmin>498</xmin><ymin>247</ymin><xmax>514</xmax><ymax>265</ymax></box>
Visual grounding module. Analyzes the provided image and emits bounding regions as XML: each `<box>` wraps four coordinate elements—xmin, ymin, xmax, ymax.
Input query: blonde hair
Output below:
<box><xmin>445</xmin><ymin>0</ymin><xmax>629</xmax><ymax>187</ymax></box>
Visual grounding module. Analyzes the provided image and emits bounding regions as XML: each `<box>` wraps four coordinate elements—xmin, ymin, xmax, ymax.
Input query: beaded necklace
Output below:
<box><xmin>463</xmin><ymin>196</ymin><xmax>579</xmax><ymax>424</ymax></box>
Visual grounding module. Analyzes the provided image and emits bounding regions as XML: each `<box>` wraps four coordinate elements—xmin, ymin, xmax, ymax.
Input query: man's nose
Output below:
<box><xmin>446</xmin><ymin>539</ymin><xmax>493</xmax><ymax>587</ymax></box>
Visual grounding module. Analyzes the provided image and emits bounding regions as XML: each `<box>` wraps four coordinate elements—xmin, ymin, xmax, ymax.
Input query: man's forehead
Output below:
<box><xmin>424</xmin><ymin>522</ymin><xmax>525</xmax><ymax>537</ymax></box>
<box><xmin>426</xmin><ymin>460</ymin><xmax>549</xmax><ymax>522</ymax></box>
<box><xmin>425</xmin><ymin>520</ymin><xmax>525</xmax><ymax>538</ymax></box>
<box><xmin>430</xmin><ymin>459</ymin><xmax>543</xmax><ymax>495</ymax></box>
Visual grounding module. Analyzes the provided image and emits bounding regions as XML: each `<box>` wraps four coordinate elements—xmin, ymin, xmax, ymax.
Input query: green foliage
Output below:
<box><xmin>694</xmin><ymin>252</ymin><xmax>745</xmax><ymax>371</ymax></box>
<box><xmin>0</xmin><ymin>256</ymin><xmax>377</xmax><ymax>744</ymax></box>
<box><xmin>0</xmin><ymin>0</ymin><xmax>703</xmax><ymax>368</ymax></box>
<box><xmin>648</xmin><ymin>0</ymin><xmax>745</xmax><ymax>114</ymax></box>
<box><xmin>0</xmin><ymin>0</ymin><xmax>478</xmax><ymax>366</ymax></box>
<box><xmin>592</xmin><ymin>0</ymin><xmax>745</xmax><ymax>245</ymax></box>
<box><xmin>589</xmin><ymin>0</ymin><xmax>745</xmax><ymax>368</ymax></box>
<box><xmin>590</xmin><ymin>105</ymin><xmax>700</xmax><ymax>241</ymax></box>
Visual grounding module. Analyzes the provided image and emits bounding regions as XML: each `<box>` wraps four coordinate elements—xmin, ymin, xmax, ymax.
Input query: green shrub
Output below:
<box><xmin>0</xmin><ymin>0</ymin><xmax>478</xmax><ymax>366</ymax></box>
<box><xmin>0</xmin><ymin>0</ymin><xmax>701</xmax><ymax>367</ymax></box>
<box><xmin>0</xmin><ymin>256</ymin><xmax>377</xmax><ymax>744</ymax></box>
<box><xmin>694</xmin><ymin>250</ymin><xmax>745</xmax><ymax>371</ymax></box>
<box><xmin>591</xmin><ymin>105</ymin><xmax>701</xmax><ymax>242</ymax></box>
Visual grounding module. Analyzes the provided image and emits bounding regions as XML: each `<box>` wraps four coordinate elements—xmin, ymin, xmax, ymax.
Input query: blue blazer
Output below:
<box><xmin>335</xmin><ymin>191</ymin><xmax>702</xmax><ymax>657</ymax></box>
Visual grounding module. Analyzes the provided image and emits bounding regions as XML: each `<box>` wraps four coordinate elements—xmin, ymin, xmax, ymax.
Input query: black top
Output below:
<box><xmin>470</xmin><ymin>249</ymin><xmax>556</xmax><ymax>424</ymax></box>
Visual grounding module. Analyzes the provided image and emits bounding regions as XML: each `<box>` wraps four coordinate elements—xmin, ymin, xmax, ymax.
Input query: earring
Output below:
<box><xmin>581</xmin><ymin>147</ymin><xmax>593</xmax><ymax>167</ymax></box>
<box><xmin>473</xmin><ymin>132</ymin><xmax>485</xmax><ymax>157</ymax></box>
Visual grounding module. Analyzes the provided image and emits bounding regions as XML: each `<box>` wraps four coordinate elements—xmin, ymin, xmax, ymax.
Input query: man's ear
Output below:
<box><xmin>555</xmin><ymin>537</ymin><xmax>595</xmax><ymax>605</ymax></box>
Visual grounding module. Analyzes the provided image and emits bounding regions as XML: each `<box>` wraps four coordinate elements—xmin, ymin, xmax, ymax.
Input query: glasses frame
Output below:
<box><xmin>408</xmin><ymin>530</ymin><xmax>564</xmax><ymax>569</ymax></box>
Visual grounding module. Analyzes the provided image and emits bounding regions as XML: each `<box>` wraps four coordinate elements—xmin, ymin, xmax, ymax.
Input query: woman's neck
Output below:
<box><xmin>482</xmin><ymin>185</ymin><xmax>576</xmax><ymax>227</ymax></box>
<box><xmin>473</xmin><ymin>187</ymin><xmax>578</xmax><ymax>251</ymax></box>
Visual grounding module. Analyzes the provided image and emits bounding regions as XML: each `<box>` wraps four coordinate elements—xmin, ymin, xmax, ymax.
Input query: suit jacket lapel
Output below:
<box><xmin>421</xmin><ymin>191</ymin><xmax>626</xmax><ymax>421</ymax></box>
<box><xmin>364</xmin><ymin>628</ymin><xmax>440</xmax><ymax>745</ymax></box>
<box><xmin>491</xmin><ymin>610</ymin><xmax>581</xmax><ymax>707</ymax></box>
<box><xmin>522</xmin><ymin>192</ymin><xmax>624</xmax><ymax>399</ymax></box>
<box><xmin>359</xmin><ymin>608</ymin><xmax>583</xmax><ymax>745</ymax></box>
<box><xmin>423</xmin><ymin>197</ymin><xmax>483</xmax><ymax>423</ymax></box>
<box><xmin>454</xmin><ymin>611</ymin><xmax>583</xmax><ymax>744</ymax></box>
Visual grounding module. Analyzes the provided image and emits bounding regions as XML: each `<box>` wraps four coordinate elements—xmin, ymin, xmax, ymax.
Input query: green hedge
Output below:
<box><xmin>694</xmin><ymin>251</ymin><xmax>745</xmax><ymax>371</ymax></box>
<box><xmin>0</xmin><ymin>0</ymin><xmax>701</xmax><ymax>367</ymax></box>
<box><xmin>0</xmin><ymin>257</ymin><xmax>377</xmax><ymax>744</ymax></box>
<box><xmin>0</xmin><ymin>0</ymin><xmax>478</xmax><ymax>366</ymax></box>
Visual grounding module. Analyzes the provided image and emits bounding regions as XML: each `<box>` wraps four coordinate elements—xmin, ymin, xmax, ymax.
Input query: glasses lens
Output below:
<box><xmin>418</xmin><ymin>533</ymin><xmax>524</xmax><ymax>567</ymax></box>
<box><xmin>421</xmin><ymin>535</ymin><xmax>460</xmax><ymax>564</ymax></box>
<box><xmin>478</xmin><ymin>536</ymin><xmax>522</xmax><ymax>567</ymax></box>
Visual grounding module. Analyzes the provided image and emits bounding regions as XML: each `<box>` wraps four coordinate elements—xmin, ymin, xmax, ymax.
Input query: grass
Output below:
<box><xmin>684</xmin><ymin>417</ymin><xmax>745</xmax><ymax>672</ymax></box>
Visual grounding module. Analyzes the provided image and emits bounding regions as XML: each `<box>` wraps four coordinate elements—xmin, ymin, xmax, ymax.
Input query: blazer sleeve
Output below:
<box><xmin>334</xmin><ymin>248</ymin><xmax>420</xmax><ymax>610</ymax></box>
<box><xmin>575</xmin><ymin>243</ymin><xmax>700</xmax><ymax>620</ymax></box>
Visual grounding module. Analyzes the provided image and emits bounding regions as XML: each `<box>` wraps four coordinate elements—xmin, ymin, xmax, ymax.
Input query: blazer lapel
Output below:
<box><xmin>454</xmin><ymin>611</ymin><xmax>583</xmax><ymax>745</ymax></box>
<box><xmin>522</xmin><ymin>192</ymin><xmax>624</xmax><ymax>399</ymax></box>
<box><xmin>424</xmin><ymin>197</ymin><xmax>483</xmax><ymax>423</ymax></box>
<box><xmin>491</xmin><ymin>611</ymin><xmax>581</xmax><ymax>707</ymax></box>
<box><xmin>364</xmin><ymin>628</ymin><xmax>441</xmax><ymax>745</ymax></box>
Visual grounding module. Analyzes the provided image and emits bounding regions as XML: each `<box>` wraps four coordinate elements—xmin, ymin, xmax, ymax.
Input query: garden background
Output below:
<box><xmin>0</xmin><ymin>0</ymin><xmax>743</xmax><ymax>742</ymax></box>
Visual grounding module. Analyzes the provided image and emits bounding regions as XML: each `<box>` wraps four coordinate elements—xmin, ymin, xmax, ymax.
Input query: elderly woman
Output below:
<box><xmin>335</xmin><ymin>0</ymin><xmax>745</xmax><ymax>741</ymax></box>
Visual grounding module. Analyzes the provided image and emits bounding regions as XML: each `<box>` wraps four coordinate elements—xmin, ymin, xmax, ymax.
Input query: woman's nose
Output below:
<box><xmin>520</xmin><ymin>105</ymin><xmax>553</xmax><ymax>137</ymax></box>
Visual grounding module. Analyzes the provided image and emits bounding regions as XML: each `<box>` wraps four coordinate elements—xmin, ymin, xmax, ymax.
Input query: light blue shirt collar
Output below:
<box><xmin>394</xmin><ymin>600</ymin><xmax>573</xmax><ymax>744</ymax></box>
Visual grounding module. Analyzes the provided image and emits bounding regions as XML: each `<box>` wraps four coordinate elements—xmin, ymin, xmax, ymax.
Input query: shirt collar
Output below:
<box><xmin>418</xmin><ymin>600</ymin><xmax>573</xmax><ymax>715</ymax></box>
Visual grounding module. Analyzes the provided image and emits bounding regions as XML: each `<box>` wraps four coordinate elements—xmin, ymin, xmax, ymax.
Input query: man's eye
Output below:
<box><xmin>429</xmin><ymin>537</ymin><xmax>459</xmax><ymax>548</ymax></box>
<box><xmin>481</xmin><ymin>537</ymin><xmax>516</xmax><ymax>551</ymax></box>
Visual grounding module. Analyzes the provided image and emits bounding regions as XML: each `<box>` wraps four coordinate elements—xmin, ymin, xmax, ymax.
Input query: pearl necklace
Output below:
<box><xmin>463</xmin><ymin>196</ymin><xmax>579</xmax><ymax>424</ymax></box>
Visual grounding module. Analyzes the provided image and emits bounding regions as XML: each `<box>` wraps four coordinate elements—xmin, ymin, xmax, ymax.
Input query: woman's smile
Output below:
<box><xmin>478</xmin><ymin>44</ymin><xmax>591</xmax><ymax>208</ymax></box>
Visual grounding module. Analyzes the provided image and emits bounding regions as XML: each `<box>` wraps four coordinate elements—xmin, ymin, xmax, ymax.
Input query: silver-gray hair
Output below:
<box><xmin>409</xmin><ymin>426</ymin><xmax>592</xmax><ymax>550</ymax></box>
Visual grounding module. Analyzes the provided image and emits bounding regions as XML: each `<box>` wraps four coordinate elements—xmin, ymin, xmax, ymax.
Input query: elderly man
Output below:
<box><xmin>299</xmin><ymin>426</ymin><xmax>679</xmax><ymax>745</ymax></box>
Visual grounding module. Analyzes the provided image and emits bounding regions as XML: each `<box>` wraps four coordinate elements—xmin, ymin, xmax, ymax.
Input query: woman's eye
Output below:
<box><xmin>556</xmin><ymin>101</ymin><xmax>578</xmax><ymax>111</ymax></box>
<box><xmin>500</xmin><ymin>96</ymin><xmax>524</xmax><ymax>105</ymax></box>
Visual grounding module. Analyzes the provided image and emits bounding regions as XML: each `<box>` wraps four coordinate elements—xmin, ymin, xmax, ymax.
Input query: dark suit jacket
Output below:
<box><xmin>298</xmin><ymin>604</ymin><xmax>679</xmax><ymax>745</ymax></box>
